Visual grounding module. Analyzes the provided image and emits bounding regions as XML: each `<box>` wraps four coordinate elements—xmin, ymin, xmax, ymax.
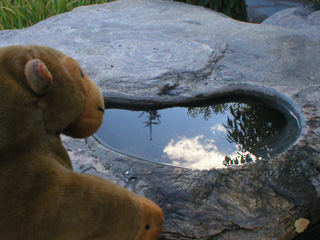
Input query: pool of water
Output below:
<box><xmin>95</xmin><ymin>101</ymin><xmax>300</xmax><ymax>169</ymax></box>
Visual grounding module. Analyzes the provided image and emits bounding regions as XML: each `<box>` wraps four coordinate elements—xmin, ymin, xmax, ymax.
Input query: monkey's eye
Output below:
<box><xmin>98</xmin><ymin>107</ymin><xmax>105</xmax><ymax>113</ymax></box>
<box><xmin>145</xmin><ymin>224</ymin><xmax>150</xmax><ymax>230</ymax></box>
<box><xmin>80</xmin><ymin>69</ymin><xmax>84</xmax><ymax>78</ymax></box>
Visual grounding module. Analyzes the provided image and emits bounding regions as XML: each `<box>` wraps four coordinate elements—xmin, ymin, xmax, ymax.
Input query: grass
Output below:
<box><xmin>0</xmin><ymin>0</ymin><xmax>113</xmax><ymax>30</ymax></box>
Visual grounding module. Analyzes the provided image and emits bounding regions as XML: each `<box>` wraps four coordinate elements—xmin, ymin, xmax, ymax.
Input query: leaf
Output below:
<box><xmin>295</xmin><ymin>218</ymin><xmax>310</xmax><ymax>234</ymax></box>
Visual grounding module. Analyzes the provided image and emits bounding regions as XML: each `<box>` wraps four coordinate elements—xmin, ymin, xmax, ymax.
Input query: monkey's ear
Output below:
<box><xmin>25</xmin><ymin>59</ymin><xmax>53</xmax><ymax>96</ymax></box>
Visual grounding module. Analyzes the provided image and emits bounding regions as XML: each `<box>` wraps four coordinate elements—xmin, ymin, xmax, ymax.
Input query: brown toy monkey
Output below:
<box><xmin>0</xmin><ymin>45</ymin><xmax>164</xmax><ymax>240</ymax></box>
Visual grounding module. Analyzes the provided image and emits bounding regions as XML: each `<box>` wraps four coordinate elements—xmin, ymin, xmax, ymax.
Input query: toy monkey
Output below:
<box><xmin>0</xmin><ymin>45</ymin><xmax>164</xmax><ymax>240</ymax></box>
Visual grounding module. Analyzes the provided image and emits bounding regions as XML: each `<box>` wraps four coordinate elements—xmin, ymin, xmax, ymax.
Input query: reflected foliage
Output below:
<box><xmin>188</xmin><ymin>103</ymin><xmax>287</xmax><ymax>167</ymax></box>
<box><xmin>139</xmin><ymin>110</ymin><xmax>161</xmax><ymax>140</ymax></box>
<box><xmin>223</xmin><ymin>153</ymin><xmax>254</xmax><ymax>167</ymax></box>
<box><xmin>187</xmin><ymin>103</ymin><xmax>235</xmax><ymax>120</ymax></box>
<box><xmin>223</xmin><ymin>103</ymin><xmax>286</xmax><ymax>166</ymax></box>
<box><xmin>97</xmin><ymin>100</ymin><xmax>297</xmax><ymax>169</ymax></box>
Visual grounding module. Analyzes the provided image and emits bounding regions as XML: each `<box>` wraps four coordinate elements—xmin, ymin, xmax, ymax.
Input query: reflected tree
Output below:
<box><xmin>223</xmin><ymin>153</ymin><xmax>254</xmax><ymax>167</ymax></box>
<box><xmin>187</xmin><ymin>103</ymin><xmax>233</xmax><ymax>120</ymax></box>
<box><xmin>139</xmin><ymin>110</ymin><xmax>161</xmax><ymax>140</ymax></box>
<box><xmin>137</xmin><ymin>102</ymin><xmax>287</xmax><ymax>167</ymax></box>
<box><xmin>187</xmin><ymin>102</ymin><xmax>287</xmax><ymax>167</ymax></box>
<box><xmin>223</xmin><ymin>103</ymin><xmax>286</xmax><ymax>166</ymax></box>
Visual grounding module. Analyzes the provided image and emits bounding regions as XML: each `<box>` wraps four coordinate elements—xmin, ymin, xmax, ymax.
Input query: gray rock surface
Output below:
<box><xmin>262</xmin><ymin>7</ymin><xmax>320</xmax><ymax>40</ymax></box>
<box><xmin>1</xmin><ymin>0</ymin><xmax>320</xmax><ymax>239</ymax></box>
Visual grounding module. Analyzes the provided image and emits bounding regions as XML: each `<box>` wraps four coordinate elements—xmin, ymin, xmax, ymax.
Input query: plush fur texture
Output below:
<box><xmin>0</xmin><ymin>45</ymin><xmax>164</xmax><ymax>240</ymax></box>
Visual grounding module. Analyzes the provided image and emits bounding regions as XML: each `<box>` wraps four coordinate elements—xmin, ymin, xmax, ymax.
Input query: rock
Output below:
<box><xmin>262</xmin><ymin>7</ymin><xmax>320</xmax><ymax>40</ymax></box>
<box><xmin>1</xmin><ymin>0</ymin><xmax>320</xmax><ymax>239</ymax></box>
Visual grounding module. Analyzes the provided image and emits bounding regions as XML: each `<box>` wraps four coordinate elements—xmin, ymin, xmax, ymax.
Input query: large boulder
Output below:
<box><xmin>262</xmin><ymin>7</ymin><xmax>320</xmax><ymax>41</ymax></box>
<box><xmin>1</xmin><ymin>0</ymin><xmax>319</xmax><ymax>239</ymax></box>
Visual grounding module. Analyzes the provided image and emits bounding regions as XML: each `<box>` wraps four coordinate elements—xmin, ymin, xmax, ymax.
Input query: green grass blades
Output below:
<box><xmin>0</xmin><ymin>0</ymin><xmax>113</xmax><ymax>30</ymax></box>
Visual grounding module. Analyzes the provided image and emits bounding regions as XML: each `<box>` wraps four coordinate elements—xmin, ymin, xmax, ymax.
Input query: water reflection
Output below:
<box><xmin>187</xmin><ymin>103</ymin><xmax>232</xmax><ymax>120</ymax></box>
<box><xmin>163</xmin><ymin>135</ymin><xmax>234</xmax><ymax>169</ymax></box>
<box><xmin>139</xmin><ymin>110</ymin><xmax>161</xmax><ymax>140</ymax></box>
<box><xmin>222</xmin><ymin>104</ymin><xmax>286</xmax><ymax>166</ymax></box>
<box><xmin>186</xmin><ymin>103</ymin><xmax>287</xmax><ymax>167</ymax></box>
<box><xmin>95</xmin><ymin>101</ymin><xmax>299</xmax><ymax>170</ymax></box>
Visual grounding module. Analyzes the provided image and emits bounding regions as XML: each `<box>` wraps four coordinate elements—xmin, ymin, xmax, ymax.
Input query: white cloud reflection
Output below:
<box><xmin>163</xmin><ymin>135</ymin><xmax>233</xmax><ymax>170</ymax></box>
<box><xmin>210</xmin><ymin>124</ymin><xmax>226</xmax><ymax>135</ymax></box>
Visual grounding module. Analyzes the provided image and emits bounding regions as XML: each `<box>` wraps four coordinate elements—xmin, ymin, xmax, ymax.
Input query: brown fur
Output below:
<box><xmin>0</xmin><ymin>45</ymin><xmax>164</xmax><ymax>240</ymax></box>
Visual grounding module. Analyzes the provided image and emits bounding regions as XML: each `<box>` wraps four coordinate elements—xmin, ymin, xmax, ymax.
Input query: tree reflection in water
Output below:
<box><xmin>187</xmin><ymin>103</ymin><xmax>287</xmax><ymax>167</ymax></box>
<box><xmin>139</xmin><ymin>110</ymin><xmax>161</xmax><ymax>140</ymax></box>
<box><xmin>187</xmin><ymin>104</ymin><xmax>231</xmax><ymax>121</ymax></box>
<box><xmin>96</xmin><ymin>100</ymin><xmax>297</xmax><ymax>169</ymax></box>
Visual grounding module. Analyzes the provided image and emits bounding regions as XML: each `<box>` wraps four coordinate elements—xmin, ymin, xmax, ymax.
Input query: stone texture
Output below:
<box><xmin>1</xmin><ymin>0</ymin><xmax>320</xmax><ymax>239</ymax></box>
<box><xmin>262</xmin><ymin>7</ymin><xmax>320</xmax><ymax>41</ymax></box>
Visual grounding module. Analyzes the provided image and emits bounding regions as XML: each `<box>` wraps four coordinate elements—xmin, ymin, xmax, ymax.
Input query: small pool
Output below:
<box><xmin>95</xmin><ymin>99</ymin><xmax>300</xmax><ymax>169</ymax></box>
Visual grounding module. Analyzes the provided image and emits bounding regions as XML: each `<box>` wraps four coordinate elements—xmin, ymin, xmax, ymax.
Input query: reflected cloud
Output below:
<box><xmin>96</xmin><ymin>100</ymin><xmax>298</xmax><ymax>169</ymax></box>
<box><xmin>210</xmin><ymin>124</ymin><xmax>226</xmax><ymax>135</ymax></box>
<box><xmin>163</xmin><ymin>135</ymin><xmax>237</xmax><ymax>169</ymax></box>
